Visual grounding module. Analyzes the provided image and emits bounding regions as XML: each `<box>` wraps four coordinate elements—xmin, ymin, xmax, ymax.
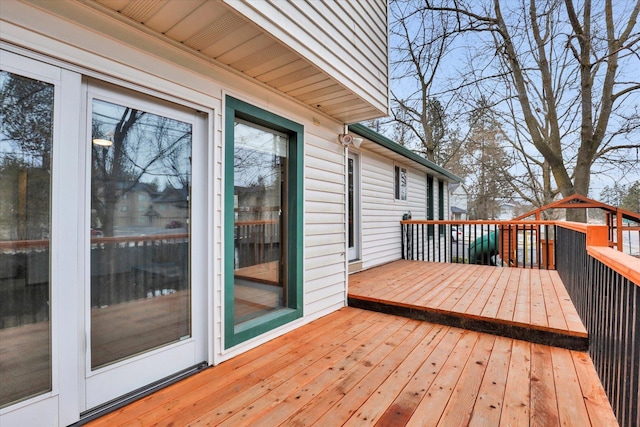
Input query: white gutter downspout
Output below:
<box><xmin>343</xmin><ymin>123</ymin><xmax>350</xmax><ymax>307</ymax></box>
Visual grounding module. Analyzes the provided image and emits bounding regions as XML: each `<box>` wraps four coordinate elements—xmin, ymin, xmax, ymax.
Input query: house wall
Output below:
<box><xmin>0</xmin><ymin>1</ymin><xmax>354</xmax><ymax>424</ymax></box>
<box><xmin>304</xmin><ymin>132</ymin><xmax>348</xmax><ymax>315</ymax></box>
<box><xmin>358</xmin><ymin>148</ymin><xmax>436</xmax><ymax>270</ymax></box>
<box><xmin>352</xmin><ymin>141</ymin><xmax>452</xmax><ymax>271</ymax></box>
<box><xmin>224</xmin><ymin>0</ymin><xmax>389</xmax><ymax>116</ymax></box>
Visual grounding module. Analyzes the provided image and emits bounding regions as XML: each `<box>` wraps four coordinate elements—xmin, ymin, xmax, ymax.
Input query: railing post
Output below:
<box><xmin>401</xmin><ymin>222</ymin><xmax>405</xmax><ymax>260</ymax></box>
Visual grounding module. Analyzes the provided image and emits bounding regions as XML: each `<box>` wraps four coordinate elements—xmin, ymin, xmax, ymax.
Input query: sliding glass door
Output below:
<box><xmin>84</xmin><ymin>82</ymin><xmax>208</xmax><ymax>409</ymax></box>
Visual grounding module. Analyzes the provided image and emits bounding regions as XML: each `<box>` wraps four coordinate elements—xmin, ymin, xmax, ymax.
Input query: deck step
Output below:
<box><xmin>347</xmin><ymin>260</ymin><xmax>589</xmax><ymax>352</ymax></box>
<box><xmin>348</xmin><ymin>296</ymin><xmax>589</xmax><ymax>351</ymax></box>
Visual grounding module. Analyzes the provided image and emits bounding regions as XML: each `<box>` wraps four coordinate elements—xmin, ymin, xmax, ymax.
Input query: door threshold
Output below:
<box><xmin>73</xmin><ymin>362</ymin><xmax>208</xmax><ymax>426</ymax></box>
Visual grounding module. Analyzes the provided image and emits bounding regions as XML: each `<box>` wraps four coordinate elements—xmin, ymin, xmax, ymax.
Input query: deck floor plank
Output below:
<box><xmin>405</xmin><ymin>331</ymin><xmax>481</xmax><ymax>426</ymax></box>
<box><xmin>243</xmin><ymin>316</ymin><xmax>412</xmax><ymax>427</ymax></box>
<box><xmin>444</xmin><ymin>265</ymin><xmax>499</xmax><ymax>312</ymax></box>
<box><xmin>372</xmin><ymin>328</ymin><xmax>466</xmax><ymax>426</ymax></box>
<box><xmin>571</xmin><ymin>350</ymin><xmax>620</xmax><ymax>427</ymax></box>
<box><xmin>86</xmin><ymin>308</ymin><xmax>616</xmax><ymax>427</ymax></box>
<box><xmin>529</xmin><ymin>268</ymin><xmax>549</xmax><ymax>329</ymax></box>
<box><xmin>97</xmin><ymin>308</ymin><xmax>368</xmax><ymax>426</ymax></box>
<box><xmin>340</xmin><ymin>324</ymin><xmax>452</xmax><ymax>426</ymax></box>
<box><xmin>496</xmin><ymin>267</ymin><xmax>522</xmax><ymax>322</ymax></box>
<box><xmin>540</xmin><ymin>269</ymin><xmax>569</xmax><ymax>332</ymax></box>
<box><xmin>385</xmin><ymin>263</ymin><xmax>459</xmax><ymax>304</ymax></box>
<box><xmin>513</xmin><ymin>269</ymin><xmax>531</xmax><ymax>325</ymax></box>
<box><xmin>549</xmin><ymin>270</ymin><xmax>588</xmax><ymax>335</ymax></box>
<box><xmin>468</xmin><ymin>336</ymin><xmax>512</xmax><ymax>426</ymax></box>
<box><xmin>351</xmin><ymin>261</ymin><xmax>444</xmax><ymax>301</ymax></box>
<box><xmin>309</xmin><ymin>322</ymin><xmax>441</xmax><ymax>427</ymax></box>
<box><xmin>280</xmin><ymin>319</ymin><xmax>426</xmax><ymax>426</ymax></box>
<box><xmin>437</xmin><ymin>264</ymin><xmax>488</xmax><ymax>307</ymax></box>
<box><xmin>551</xmin><ymin>345</ymin><xmax>593</xmax><ymax>427</ymax></box>
<box><xmin>482</xmin><ymin>268</ymin><xmax>514</xmax><ymax>320</ymax></box>
<box><xmin>499</xmin><ymin>340</ymin><xmax>531</xmax><ymax>427</ymax></box>
<box><xmin>462</xmin><ymin>267</ymin><xmax>506</xmax><ymax>317</ymax></box>
<box><xmin>174</xmin><ymin>311</ymin><xmax>397</xmax><ymax>427</ymax></box>
<box><xmin>415</xmin><ymin>264</ymin><xmax>482</xmax><ymax>308</ymax></box>
<box><xmin>530</xmin><ymin>343</ymin><xmax>561</xmax><ymax>426</ymax></box>
<box><xmin>436</xmin><ymin>333</ymin><xmax>496</xmax><ymax>426</ymax></box>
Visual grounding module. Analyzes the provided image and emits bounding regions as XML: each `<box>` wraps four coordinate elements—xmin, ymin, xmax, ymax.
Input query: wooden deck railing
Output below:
<box><xmin>555</xmin><ymin>223</ymin><xmax>640</xmax><ymax>427</ymax></box>
<box><xmin>605</xmin><ymin>209</ymin><xmax>640</xmax><ymax>256</ymax></box>
<box><xmin>400</xmin><ymin>220</ymin><xmax>557</xmax><ymax>269</ymax></box>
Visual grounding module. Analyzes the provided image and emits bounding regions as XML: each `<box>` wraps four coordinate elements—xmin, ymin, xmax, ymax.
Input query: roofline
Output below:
<box><xmin>348</xmin><ymin>123</ymin><xmax>463</xmax><ymax>183</ymax></box>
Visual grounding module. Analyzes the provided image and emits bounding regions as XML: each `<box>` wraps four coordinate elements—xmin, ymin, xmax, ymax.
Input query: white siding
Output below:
<box><xmin>360</xmin><ymin>150</ymin><xmax>427</xmax><ymax>270</ymax></box>
<box><xmin>304</xmin><ymin>133</ymin><xmax>347</xmax><ymax>317</ymax></box>
<box><xmin>223</xmin><ymin>0</ymin><xmax>389</xmax><ymax>117</ymax></box>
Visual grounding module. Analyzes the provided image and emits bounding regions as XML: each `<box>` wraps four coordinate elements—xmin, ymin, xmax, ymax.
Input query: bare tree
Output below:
<box><xmin>417</xmin><ymin>0</ymin><xmax>640</xmax><ymax>221</ymax></box>
<box><xmin>465</xmin><ymin>98</ymin><xmax>515</xmax><ymax>219</ymax></box>
<box><xmin>390</xmin><ymin>0</ymin><xmax>468</xmax><ymax>162</ymax></box>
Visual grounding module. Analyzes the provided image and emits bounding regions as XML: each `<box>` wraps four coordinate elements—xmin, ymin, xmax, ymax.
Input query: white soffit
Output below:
<box><xmin>88</xmin><ymin>0</ymin><xmax>386</xmax><ymax>123</ymax></box>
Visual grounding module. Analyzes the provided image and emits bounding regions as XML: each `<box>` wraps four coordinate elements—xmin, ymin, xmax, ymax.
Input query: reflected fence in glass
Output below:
<box><xmin>89</xmin><ymin>234</ymin><xmax>190</xmax><ymax>369</ymax></box>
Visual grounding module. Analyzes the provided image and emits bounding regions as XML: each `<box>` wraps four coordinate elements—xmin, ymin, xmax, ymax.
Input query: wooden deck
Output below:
<box><xmin>87</xmin><ymin>307</ymin><xmax>617</xmax><ymax>426</ymax></box>
<box><xmin>348</xmin><ymin>260</ymin><xmax>588</xmax><ymax>350</ymax></box>
<box><xmin>85</xmin><ymin>261</ymin><xmax>617</xmax><ymax>426</ymax></box>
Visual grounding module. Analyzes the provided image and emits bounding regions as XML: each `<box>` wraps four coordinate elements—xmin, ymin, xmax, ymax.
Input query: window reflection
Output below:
<box><xmin>90</xmin><ymin>98</ymin><xmax>192</xmax><ymax>369</ymax></box>
<box><xmin>233</xmin><ymin>120</ymin><xmax>287</xmax><ymax>325</ymax></box>
<box><xmin>0</xmin><ymin>70</ymin><xmax>53</xmax><ymax>407</ymax></box>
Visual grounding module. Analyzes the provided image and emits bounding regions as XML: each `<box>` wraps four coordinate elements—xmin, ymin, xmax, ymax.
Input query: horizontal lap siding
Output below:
<box><xmin>304</xmin><ymin>134</ymin><xmax>346</xmax><ymax>317</ymax></box>
<box><xmin>224</xmin><ymin>0</ymin><xmax>388</xmax><ymax>115</ymax></box>
<box><xmin>361</xmin><ymin>151</ymin><xmax>427</xmax><ymax>270</ymax></box>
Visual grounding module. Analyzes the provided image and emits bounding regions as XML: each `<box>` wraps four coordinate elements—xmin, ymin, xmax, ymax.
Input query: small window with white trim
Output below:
<box><xmin>394</xmin><ymin>165</ymin><xmax>407</xmax><ymax>200</ymax></box>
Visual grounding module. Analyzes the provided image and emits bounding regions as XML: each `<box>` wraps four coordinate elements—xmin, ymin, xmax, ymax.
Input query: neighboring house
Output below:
<box><xmin>1</xmin><ymin>1</ymin><xmax>392</xmax><ymax>425</ymax></box>
<box><xmin>498</xmin><ymin>199</ymin><xmax>519</xmax><ymax>220</ymax></box>
<box><xmin>449</xmin><ymin>183</ymin><xmax>469</xmax><ymax>220</ymax></box>
<box><xmin>348</xmin><ymin>124</ymin><xmax>461</xmax><ymax>272</ymax></box>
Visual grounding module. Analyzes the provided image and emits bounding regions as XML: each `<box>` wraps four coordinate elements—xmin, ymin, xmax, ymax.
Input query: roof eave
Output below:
<box><xmin>348</xmin><ymin>123</ymin><xmax>463</xmax><ymax>183</ymax></box>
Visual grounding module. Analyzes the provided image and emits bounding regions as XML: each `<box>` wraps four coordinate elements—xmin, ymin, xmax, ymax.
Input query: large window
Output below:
<box><xmin>224</xmin><ymin>96</ymin><xmax>303</xmax><ymax>348</ymax></box>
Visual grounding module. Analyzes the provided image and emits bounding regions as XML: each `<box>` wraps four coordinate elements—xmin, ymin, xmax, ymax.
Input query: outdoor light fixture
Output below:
<box><xmin>339</xmin><ymin>133</ymin><xmax>353</xmax><ymax>146</ymax></box>
<box><xmin>339</xmin><ymin>134</ymin><xmax>363</xmax><ymax>148</ymax></box>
